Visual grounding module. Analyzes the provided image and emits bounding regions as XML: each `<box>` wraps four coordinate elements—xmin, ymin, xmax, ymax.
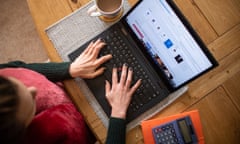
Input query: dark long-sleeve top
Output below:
<box><xmin>0</xmin><ymin>61</ymin><xmax>71</xmax><ymax>82</ymax></box>
<box><xmin>0</xmin><ymin>61</ymin><xmax>126</xmax><ymax>144</ymax></box>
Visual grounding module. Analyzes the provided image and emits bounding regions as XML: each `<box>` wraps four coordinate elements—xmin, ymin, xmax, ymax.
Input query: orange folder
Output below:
<box><xmin>141</xmin><ymin>110</ymin><xmax>205</xmax><ymax>144</ymax></box>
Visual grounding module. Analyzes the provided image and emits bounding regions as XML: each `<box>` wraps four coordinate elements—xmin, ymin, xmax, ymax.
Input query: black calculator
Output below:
<box><xmin>152</xmin><ymin>116</ymin><xmax>198</xmax><ymax>144</ymax></box>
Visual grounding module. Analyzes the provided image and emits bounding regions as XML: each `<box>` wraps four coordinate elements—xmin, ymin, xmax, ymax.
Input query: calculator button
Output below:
<box><xmin>152</xmin><ymin>124</ymin><xmax>181</xmax><ymax>144</ymax></box>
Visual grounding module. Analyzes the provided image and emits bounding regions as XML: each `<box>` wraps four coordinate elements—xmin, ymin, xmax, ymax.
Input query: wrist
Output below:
<box><xmin>69</xmin><ymin>63</ymin><xmax>81</xmax><ymax>78</ymax></box>
<box><xmin>111</xmin><ymin>108</ymin><xmax>127</xmax><ymax>119</ymax></box>
<box><xmin>69</xmin><ymin>63</ymin><xmax>75</xmax><ymax>77</ymax></box>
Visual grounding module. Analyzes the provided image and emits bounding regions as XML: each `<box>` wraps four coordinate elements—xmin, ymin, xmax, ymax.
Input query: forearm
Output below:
<box><xmin>106</xmin><ymin>117</ymin><xmax>126</xmax><ymax>144</ymax></box>
<box><xmin>0</xmin><ymin>61</ymin><xmax>72</xmax><ymax>82</ymax></box>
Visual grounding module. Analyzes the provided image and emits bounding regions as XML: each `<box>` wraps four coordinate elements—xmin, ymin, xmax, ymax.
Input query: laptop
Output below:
<box><xmin>68</xmin><ymin>0</ymin><xmax>218</xmax><ymax>123</ymax></box>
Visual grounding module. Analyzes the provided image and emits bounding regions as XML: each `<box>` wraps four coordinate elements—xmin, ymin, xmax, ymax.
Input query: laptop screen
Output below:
<box><xmin>124</xmin><ymin>0</ymin><xmax>215</xmax><ymax>88</ymax></box>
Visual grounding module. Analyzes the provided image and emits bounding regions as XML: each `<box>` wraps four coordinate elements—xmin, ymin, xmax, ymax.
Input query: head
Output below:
<box><xmin>0</xmin><ymin>76</ymin><xmax>37</xmax><ymax>144</ymax></box>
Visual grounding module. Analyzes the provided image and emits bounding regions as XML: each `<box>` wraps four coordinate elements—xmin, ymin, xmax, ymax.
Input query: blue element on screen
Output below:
<box><xmin>164</xmin><ymin>39</ymin><xmax>173</xmax><ymax>48</ymax></box>
<box><xmin>145</xmin><ymin>42</ymin><xmax>152</xmax><ymax>50</ymax></box>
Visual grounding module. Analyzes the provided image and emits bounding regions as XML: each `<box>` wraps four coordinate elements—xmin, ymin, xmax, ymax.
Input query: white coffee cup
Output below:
<box><xmin>87</xmin><ymin>0</ymin><xmax>124</xmax><ymax>18</ymax></box>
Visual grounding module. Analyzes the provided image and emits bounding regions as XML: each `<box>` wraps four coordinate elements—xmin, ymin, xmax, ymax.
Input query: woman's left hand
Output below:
<box><xmin>70</xmin><ymin>39</ymin><xmax>112</xmax><ymax>79</ymax></box>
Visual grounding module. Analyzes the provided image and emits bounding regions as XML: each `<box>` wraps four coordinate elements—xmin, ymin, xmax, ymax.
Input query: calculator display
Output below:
<box><xmin>178</xmin><ymin>119</ymin><xmax>192</xmax><ymax>143</ymax></box>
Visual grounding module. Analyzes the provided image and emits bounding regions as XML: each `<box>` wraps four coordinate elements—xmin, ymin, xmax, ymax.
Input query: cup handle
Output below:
<box><xmin>87</xmin><ymin>5</ymin><xmax>101</xmax><ymax>17</ymax></box>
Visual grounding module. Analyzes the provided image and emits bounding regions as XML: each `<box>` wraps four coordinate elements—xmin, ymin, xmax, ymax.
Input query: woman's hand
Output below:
<box><xmin>105</xmin><ymin>64</ymin><xmax>141</xmax><ymax>119</ymax></box>
<box><xmin>70</xmin><ymin>39</ymin><xmax>112</xmax><ymax>79</ymax></box>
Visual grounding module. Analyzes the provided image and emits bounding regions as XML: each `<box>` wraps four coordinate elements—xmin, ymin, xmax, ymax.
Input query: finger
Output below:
<box><xmin>112</xmin><ymin>67</ymin><xmax>118</xmax><ymax>85</ymax></box>
<box><xmin>90</xmin><ymin>67</ymin><xmax>106</xmax><ymax>78</ymax></box>
<box><xmin>92</xmin><ymin>41</ymin><xmax>106</xmax><ymax>59</ymax></box>
<box><xmin>129</xmin><ymin>79</ymin><xmax>141</xmax><ymax>96</ymax></box>
<box><xmin>83</xmin><ymin>41</ymin><xmax>94</xmax><ymax>54</ymax></box>
<box><xmin>120</xmin><ymin>64</ymin><xmax>128</xmax><ymax>85</ymax></box>
<box><xmin>125</xmin><ymin>67</ymin><xmax>133</xmax><ymax>88</ymax></box>
<box><xmin>95</xmin><ymin>54</ymin><xmax>112</xmax><ymax>67</ymax></box>
<box><xmin>93</xmin><ymin>38</ymin><xmax>101</xmax><ymax>47</ymax></box>
<box><xmin>87</xmin><ymin>39</ymin><xmax>101</xmax><ymax>55</ymax></box>
<box><xmin>105</xmin><ymin>80</ymin><xmax>111</xmax><ymax>97</ymax></box>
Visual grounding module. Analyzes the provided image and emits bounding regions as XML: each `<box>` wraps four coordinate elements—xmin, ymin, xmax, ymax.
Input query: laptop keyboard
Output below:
<box><xmin>101</xmin><ymin>30</ymin><xmax>162</xmax><ymax>111</ymax></box>
<box><xmin>68</xmin><ymin>24</ymin><xmax>169</xmax><ymax>122</ymax></box>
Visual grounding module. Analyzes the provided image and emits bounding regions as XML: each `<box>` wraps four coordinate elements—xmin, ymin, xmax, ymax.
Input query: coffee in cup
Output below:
<box><xmin>87</xmin><ymin>0</ymin><xmax>124</xmax><ymax>21</ymax></box>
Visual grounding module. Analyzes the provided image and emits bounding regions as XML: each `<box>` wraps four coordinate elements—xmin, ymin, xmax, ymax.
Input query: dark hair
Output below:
<box><xmin>0</xmin><ymin>76</ymin><xmax>26</xmax><ymax>144</ymax></box>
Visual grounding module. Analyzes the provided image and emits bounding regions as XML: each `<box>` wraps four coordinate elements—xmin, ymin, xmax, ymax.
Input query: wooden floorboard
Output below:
<box><xmin>208</xmin><ymin>24</ymin><xmax>240</xmax><ymax>61</ymax></box>
<box><xmin>67</xmin><ymin>0</ymin><xmax>82</xmax><ymax>11</ymax></box>
<box><xmin>223</xmin><ymin>71</ymin><xmax>240</xmax><ymax>112</ymax></box>
<box><xmin>187</xmin><ymin>86</ymin><xmax>240</xmax><ymax>144</ymax></box>
<box><xmin>194</xmin><ymin>0</ymin><xmax>240</xmax><ymax>35</ymax></box>
<box><xmin>174</xmin><ymin>0</ymin><xmax>218</xmax><ymax>44</ymax></box>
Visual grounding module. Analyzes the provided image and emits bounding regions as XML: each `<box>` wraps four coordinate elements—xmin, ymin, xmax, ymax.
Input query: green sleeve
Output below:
<box><xmin>106</xmin><ymin>117</ymin><xmax>126</xmax><ymax>144</ymax></box>
<box><xmin>0</xmin><ymin>61</ymin><xmax>72</xmax><ymax>82</ymax></box>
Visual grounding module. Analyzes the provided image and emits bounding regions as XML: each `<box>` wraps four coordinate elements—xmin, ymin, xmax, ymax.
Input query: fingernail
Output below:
<box><xmin>124</xmin><ymin>63</ymin><xmax>128</xmax><ymax>67</ymax></box>
<box><xmin>129</xmin><ymin>67</ymin><xmax>133</xmax><ymax>71</ymax></box>
<box><xmin>99</xmin><ymin>38</ymin><xmax>105</xmax><ymax>42</ymax></box>
<box><xmin>113</xmin><ymin>64</ymin><xmax>117</xmax><ymax>68</ymax></box>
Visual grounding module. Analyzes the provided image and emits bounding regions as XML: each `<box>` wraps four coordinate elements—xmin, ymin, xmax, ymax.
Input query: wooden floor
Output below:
<box><xmin>158</xmin><ymin>0</ymin><xmax>240</xmax><ymax>143</ymax></box>
<box><xmin>27</xmin><ymin>0</ymin><xmax>240</xmax><ymax>143</ymax></box>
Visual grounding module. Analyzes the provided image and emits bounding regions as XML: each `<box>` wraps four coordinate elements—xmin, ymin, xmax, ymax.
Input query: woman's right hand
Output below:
<box><xmin>70</xmin><ymin>39</ymin><xmax>112</xmax><ymax>79</ymax></box>
<box><xmin>105</xmin><ymin>64</ymin><xmax>141</xmax><ymax>119</ymax></box>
